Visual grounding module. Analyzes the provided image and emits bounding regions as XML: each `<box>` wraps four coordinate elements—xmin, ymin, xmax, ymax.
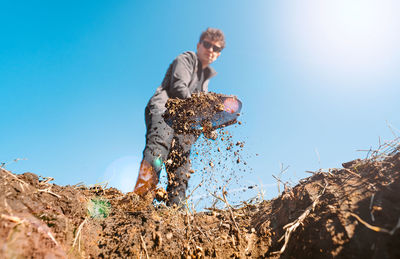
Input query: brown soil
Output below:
<box><xmin>2</xmin><ymin>146</ymin><xmax>400</xmax><ymax>258</ymax></box>
<box><xmin>163</xmin><ymin>92</ymin><xmax>240</xmax><ymax>135</ymax></box>
<box><xmin>1</xmin><ymin>93</ymin><xmax>399</xmax><ymax>258</ymax></box>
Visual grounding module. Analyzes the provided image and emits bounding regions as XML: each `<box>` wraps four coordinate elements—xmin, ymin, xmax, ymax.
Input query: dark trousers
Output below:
<box><xmin>142</xmin><ymin>107</ymin><xmax>199</xmax><ymax>205</ymax></box>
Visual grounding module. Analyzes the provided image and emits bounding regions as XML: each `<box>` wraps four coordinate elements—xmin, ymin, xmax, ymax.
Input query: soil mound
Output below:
<box><xmin>1</xmin><ymin>142</ymin><xmax>400</xmax><ymax>258</ymax></box>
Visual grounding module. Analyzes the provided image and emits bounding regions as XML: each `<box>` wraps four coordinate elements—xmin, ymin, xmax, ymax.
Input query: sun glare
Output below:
<box><xmin>284</xmin><ymin>0</ymin><xmax>400</xmax><ymax>88</ymax></box>
<box><xmin>102</xmin><ymin>156</ymin><xmax>139</xmax><ymax>193</ymax></box>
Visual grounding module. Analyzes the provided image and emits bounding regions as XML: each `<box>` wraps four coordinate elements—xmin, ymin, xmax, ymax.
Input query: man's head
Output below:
<box><xmin>197</xmin><ymin>28</ymin><xmax>225</xmax><ymax>68</ymax></box>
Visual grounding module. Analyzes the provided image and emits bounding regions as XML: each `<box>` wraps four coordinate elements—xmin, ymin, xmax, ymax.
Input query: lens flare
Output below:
<box><xmin>103</xmin><ymin>156</ymin><xmax>139</xmax><ymax>193</ymax></box>
<box><xmin>153</xmin><ymin>157</ymin><xmax>163</xmax><ymax>169</ymax></box>
<box><xmin>223</xmin><ymin>97</ymin><xmax>239</xmax><ymax>114</ymax></box>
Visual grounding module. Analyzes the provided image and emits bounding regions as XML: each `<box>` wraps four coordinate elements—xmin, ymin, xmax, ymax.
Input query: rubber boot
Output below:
<box><xmin>133</xmin><ymin>159</ymin><xmax>158</xmax><ymax>196</ymax></box>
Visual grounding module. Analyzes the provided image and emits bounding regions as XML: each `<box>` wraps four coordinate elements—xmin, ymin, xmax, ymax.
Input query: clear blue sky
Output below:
<box><xmin>2</xmin><ymin>0</ymin><xmax>400</xmax><ymax>201</ymax></box>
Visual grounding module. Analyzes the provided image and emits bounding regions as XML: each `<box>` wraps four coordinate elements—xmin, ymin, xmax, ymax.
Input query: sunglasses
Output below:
<box><xmin>202</xmin><ymin>41</ymin><xmax>222</xmax><ymax>53</ymax></box>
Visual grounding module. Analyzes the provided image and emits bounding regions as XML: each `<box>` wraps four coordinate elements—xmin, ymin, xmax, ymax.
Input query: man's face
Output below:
<box><xmin>197</xmin><ymin>37</ymin><xmax>222</xmax><ymax>67</ymax></box>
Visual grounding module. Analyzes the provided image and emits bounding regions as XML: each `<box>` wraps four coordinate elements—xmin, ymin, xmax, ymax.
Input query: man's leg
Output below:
<box><xmin>166</xmin><ymin>133</ymin><xmax>199</xmax><ymax>206</ymax></box>
<box><xmin>134</xmin><ymin>108</ymin><xmax>173</xmax><ymax>196</ymax></box>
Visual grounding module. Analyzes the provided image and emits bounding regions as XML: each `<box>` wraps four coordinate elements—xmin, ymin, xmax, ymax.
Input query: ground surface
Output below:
<box><xmin>1</xmin><ymin>144</ymin><xmax>399</xmax><ymax>258</ymax></box>
<box><xmin>1</xmin><ymin>94</ymin><xmax>399</xmax><ymax>258</ymax></box>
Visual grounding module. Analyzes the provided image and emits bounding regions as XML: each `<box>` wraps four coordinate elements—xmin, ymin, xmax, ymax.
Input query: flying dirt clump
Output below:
<box><xmin>163</xmin><ymin>92</ymin><xmax>240</xmax><ymax>135</ymax></box>
<box><xmin>161</xmin><ymin>92</ymin><xmax>253</xmax><ymax>208</ymax></box>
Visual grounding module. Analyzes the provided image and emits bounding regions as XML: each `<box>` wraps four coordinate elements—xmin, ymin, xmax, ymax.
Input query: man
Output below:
<box><xmin>133</xmin><ymin>28</ymin><xmax>225</xmax><ymax>206</ymax></box>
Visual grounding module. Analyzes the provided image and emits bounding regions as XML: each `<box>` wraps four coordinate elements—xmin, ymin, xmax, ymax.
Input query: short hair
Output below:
<box><xmin>199</xmin><ymin>28</ymin><xmax>225</xmax><ymax>49</ymax></box>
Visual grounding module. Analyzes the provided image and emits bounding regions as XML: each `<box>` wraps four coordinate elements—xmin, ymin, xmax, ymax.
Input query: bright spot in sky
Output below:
<box><xmin>101</xmin><ymin>156</ymin><xmax>140</xmax><ymax>193</ymax></box>
<box><xmin>283</xmin><ymin>0</ymin><xmax>400</xmax><ymax>90</ymax></box>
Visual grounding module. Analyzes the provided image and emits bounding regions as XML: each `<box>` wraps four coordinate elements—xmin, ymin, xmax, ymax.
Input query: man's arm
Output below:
<box><xmin>167</xmin><ymin>52</ymin><xmax>196</xmax><ymax>99</ymax></box>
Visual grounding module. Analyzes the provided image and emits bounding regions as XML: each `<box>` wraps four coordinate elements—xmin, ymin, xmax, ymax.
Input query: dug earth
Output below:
<box><xmin>1</xmin><ymin>94</ymin><xmax>399</xmax><ymax>258</ymax></box>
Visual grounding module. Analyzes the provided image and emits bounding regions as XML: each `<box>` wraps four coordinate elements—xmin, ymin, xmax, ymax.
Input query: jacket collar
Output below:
<box><xmin>206</xmin><ymin>65</ymin><xmax>217</xmax><ymax>79</ymax></box>
<box><xmin>196</xmin><ymin>55</ymin><xmax>217</xmax><ymax>80</ymax></box>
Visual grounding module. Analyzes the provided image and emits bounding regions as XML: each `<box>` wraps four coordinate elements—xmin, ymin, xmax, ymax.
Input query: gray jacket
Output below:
<box><xmin>147</xmin><ymin>51</ymin><xmax>217</xmax><ymax>114</ymax></box>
